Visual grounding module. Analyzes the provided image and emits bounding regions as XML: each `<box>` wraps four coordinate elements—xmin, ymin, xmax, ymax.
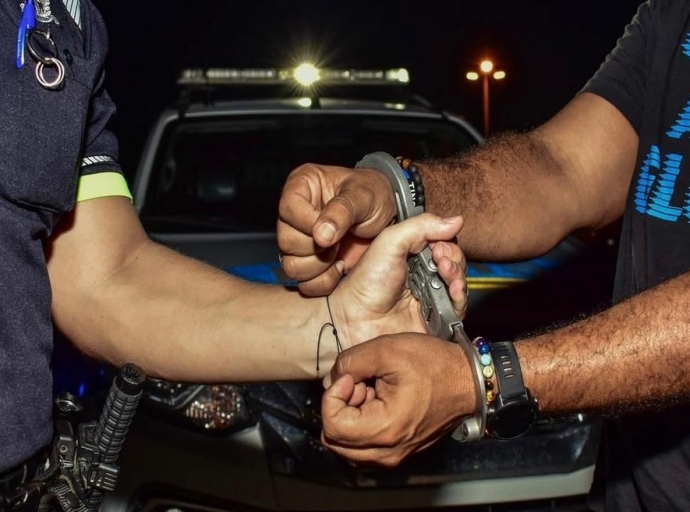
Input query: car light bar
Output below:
<box><xmin>178</xmin><ymin>65</ymin><xmax>411</xmax><ymax>86</ymax></box>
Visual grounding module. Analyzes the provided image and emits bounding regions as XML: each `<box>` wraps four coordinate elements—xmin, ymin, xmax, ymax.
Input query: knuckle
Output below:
<box><xmin>321</xmin><ymin>422</ymin><xmax>353</xmax><ymax>446</ymax></box>
<box><xmin>281</xmin><ymin>255</ymin><xmax>298</xmax><ymax>278</ymax></box>
<box><xmin>287</xmin><ymin>162</ymin><xmax>318</xmax><ymax>179</ymax></box>
<box><xmin>334</xmin><ymin>350</ymin><xmax>351</xmax><ymax>377</ymax></box>
<box><xmin>327</xmin><ymin>195</ymin><xmax>357</xmax><ymax>221</ymax></box>
<box><xmin>299</xmin><ymin>273</ymin><xmax>338</xmax><ymax>296</ymax></box>
<box><xmin>277</xmin><ymin>196</ymin><xmax>293</xmax><ymax>219</ymax></box>
<box><xmin>275</xmin><ymin>226</ymin><xmax>293</xmax><ymax>250</ymax></box>
<box><xmin>321</xmin><ymin>423</ymin><xmax>339</xmax><ymax>441</ymax></box>
<box><xmin>321</xmin><ymin>429</ymin><xmax>341</xmax><ymax>449</ymax></box>
<box><xmin>334</xmin><ymin>352</ymin><xmax>346</xmax><ymax>373</ymax></box>
<box><xmin>458</xmin><ymin>252</ymin><xmax>467</xmax><ymax>268</ymax></box>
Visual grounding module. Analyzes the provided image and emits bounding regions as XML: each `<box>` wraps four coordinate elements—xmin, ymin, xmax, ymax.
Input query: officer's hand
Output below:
<box><xmin>278</xmin><ymin>164</ymin><xmax>396</xmax><ymax>296</ymax></box>
<box><xmin>321</xmin><ymin>334</ymin><xmax>475</xmax><ymax>467</ymax></box>
<box><xmin>329</xmin><ymin>213</ymin><xmax>467</xmax><ymax>348</ymax></box>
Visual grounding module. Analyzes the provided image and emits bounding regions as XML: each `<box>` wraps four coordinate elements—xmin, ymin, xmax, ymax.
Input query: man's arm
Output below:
<box><xmin>320</xmin><ymin>269</ymin><xmax>690</xmax><ymax>465</ymax></box>
<box><xmin>46</xmin><ymin>197</ymin><xmax>467</xmax><ymax>383</ymax></box>
<box><xmin>278</xmin><ymin>92</ymin><xmax>639</xmax><ymax>293</ymax></box>
<box><xmin>422</xmin><ymin>92</ymin><xmax>638</xmax><ymax>259</ymax></box>
<box><xmin>518</xmin><ymin>270</ymin><xmax>690</xmax><ymax>415</ymax></box>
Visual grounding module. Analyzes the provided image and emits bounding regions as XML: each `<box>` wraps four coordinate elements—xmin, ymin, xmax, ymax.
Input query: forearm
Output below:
<box><xmin>418</xmin><ymin>93</ymin><xmax>636</xmax><ymax>260</ymax></box>
<box><xmin>54</xmin><ymin>239</ymin><xmax>335</xmax><ymax>382</ymax></box>
<box><xmin>420</xmin><ymin>131</ymin><xmax>578</xmax><ymax>260</ymax></box>
<box><xmin>516</xmin><ymin>272</ymin><xmax>690</xmax><ymax>415</ymax></box>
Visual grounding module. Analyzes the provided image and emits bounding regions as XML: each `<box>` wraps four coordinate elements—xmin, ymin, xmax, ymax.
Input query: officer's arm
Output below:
<box><xmin>45</xmin><ymin>197</ymin><xmax>334</xmax><ymax>382</ymax></box>
<box><xmin>46</xmin><ymin>196</ymin><xmax>467</xmax><ymax>382</ymax></box>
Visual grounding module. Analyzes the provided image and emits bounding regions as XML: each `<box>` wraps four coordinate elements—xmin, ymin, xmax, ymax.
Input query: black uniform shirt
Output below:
<box><xmin>0</xmin><ymin>0</ymin><xmax>130</xmax><ymax>470</ymax></box>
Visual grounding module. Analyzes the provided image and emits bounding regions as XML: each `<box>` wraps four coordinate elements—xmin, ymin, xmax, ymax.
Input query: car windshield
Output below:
<box><xmin>141</xmin><ymin>112</ymin><xmax>478</xmax><ymax>233</ymax></box>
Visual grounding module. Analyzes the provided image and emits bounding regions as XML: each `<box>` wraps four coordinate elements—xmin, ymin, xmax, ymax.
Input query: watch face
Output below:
<box><xmin>489</xmin><ymin>401</ymin><xmax>538</xmax><ymax>440</ymax></box>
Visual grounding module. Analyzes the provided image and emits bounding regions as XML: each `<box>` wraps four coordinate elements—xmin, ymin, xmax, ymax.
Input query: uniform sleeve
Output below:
<box><xmin>580</xmin><ymin>0</ymin><xmax>656</xmax><ymax>134</ymax></box>
<box><xmin>76</xmin><ymin>73</ymin><xmax>132</xmax><ymax>202</ymax></box>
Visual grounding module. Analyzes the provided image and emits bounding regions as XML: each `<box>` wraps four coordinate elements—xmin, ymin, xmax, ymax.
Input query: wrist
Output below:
<box><xmin>486</xmin><ymin>340</ymin><xmax>540</xmax><ymax>440</ymax></box>
<box><xmin>514</xmin><ymin>339</ymin><xmax>550</xmax><ymax>412</ymax></box>
<box><xmin>312</xmin><ymin>294</ymin><xmax>347</xmax><ymax>379</ymax></box>
<box><xmin>367</xmin><ymin>168</ymin><xmax>398</xmax><ymax>221</ymax></box>
<box><xmin>355</xmin><ymin>152</ymin><xmax>425</xmax><ymax>223</ymax></box>
<box><xmin>446</xmin><ymin>341</ymin><xmax>479</xmax><ymax>420</ymax></box>
<box><xmin>326</xmin><ymin>287</ymin><xmax>352</xmax><ymax>350</ymax></box>
<box><xmin>348</xmin><ymin>167</ymin><xmax>397</xmax><ymax>229</ymax></box>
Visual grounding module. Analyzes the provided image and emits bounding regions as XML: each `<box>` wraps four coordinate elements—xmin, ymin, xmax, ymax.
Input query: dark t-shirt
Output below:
<box><xmin>0</xmin><ymin>0</ymin><xmax>128</xmax><ymax>470</ymax></box>
<box><xmin>582</xmin><ymin>0</ymin><xmax>690</xmax><ymax>509</ymax></box>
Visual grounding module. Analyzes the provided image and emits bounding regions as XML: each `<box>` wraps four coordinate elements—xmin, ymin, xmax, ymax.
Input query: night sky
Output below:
<box><xmin>95</xmin><ymin>1</ymin><xmax>643</xmax><ymax>175</ymax></box>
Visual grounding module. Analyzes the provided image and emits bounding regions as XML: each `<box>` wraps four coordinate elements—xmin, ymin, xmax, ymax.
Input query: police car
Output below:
<box><xmin>100</xmin><ymin>65</ymin><xmax>611</xmax><ymax>512</ymax></box>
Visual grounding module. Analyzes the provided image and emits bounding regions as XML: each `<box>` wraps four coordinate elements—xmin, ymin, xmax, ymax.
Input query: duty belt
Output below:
<box><xmin>0</xmin><ymin>459</ymin><xmax>34</xmax><ymax>495</ymax></box>
<box><xmin>0</xmin><ymin>455</ymin><xmax>41</xmax><ymax>512</ymax></box>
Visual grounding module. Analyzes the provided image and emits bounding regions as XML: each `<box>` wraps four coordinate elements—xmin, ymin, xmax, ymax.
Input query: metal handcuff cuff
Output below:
<box><xmin>355</xmin><ymin>152</ymin><xmax>487</xmax><ymax>442</ymax></box>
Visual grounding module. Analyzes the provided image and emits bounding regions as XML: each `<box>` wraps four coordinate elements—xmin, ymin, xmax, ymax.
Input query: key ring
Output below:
<box><xmin>26</xmin><ymin>29</ymin><xmax>65</xmax><ymax>90</ymax></box>
<box><xmin>26</xmin><ymin>29</ymin><xmax>57</xmax><ymax>64</ymax></box>
<box><xmin>35</xmin><ymin>57</ymin><xmax>65</xmax><ymax>90</ymax></box>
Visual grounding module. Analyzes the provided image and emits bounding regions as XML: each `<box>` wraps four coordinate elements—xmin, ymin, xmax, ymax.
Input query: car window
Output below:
<box><xmin>141</xmin><ymin>113</ymin><xmax>478</xmax><ymax>233</ymax></box>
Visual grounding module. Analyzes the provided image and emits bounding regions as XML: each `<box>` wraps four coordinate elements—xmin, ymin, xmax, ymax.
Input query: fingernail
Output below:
<box><xmin>444</xmin><ymin>215</ymin><xmax>463</xmax><ymax>224</ymax></box>
<box><xmin>335</xmin><ymin>260</ymin><xmax>345</xmax><ymax>275</ymax></box>
<box><xmin>316</xmin><ymin>222</ymin><xmax>337</xmax><ymax>244</ymax></box>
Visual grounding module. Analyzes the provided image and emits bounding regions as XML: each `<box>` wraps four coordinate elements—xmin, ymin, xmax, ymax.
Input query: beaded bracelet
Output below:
<box><xmin>473</xmin><ymin>337</ymin><xmax>497</xmax><ymax>409</ymax></box>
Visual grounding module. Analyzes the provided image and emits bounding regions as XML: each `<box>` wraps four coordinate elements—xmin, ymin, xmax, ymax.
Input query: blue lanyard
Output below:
<box><xmin>16</xmin><ymin>0</ymin><xmax>36</xmax><ymax>69</ymax></box>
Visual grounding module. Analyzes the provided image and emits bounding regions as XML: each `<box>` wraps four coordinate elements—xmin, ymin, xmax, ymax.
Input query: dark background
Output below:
<box><xmin>95</xmin><ymin>1</ymin><xmax>643</xmax><ymax>175</ymax></box>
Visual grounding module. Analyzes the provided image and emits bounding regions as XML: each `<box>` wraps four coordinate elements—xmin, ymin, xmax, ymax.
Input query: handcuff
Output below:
<box><xmin>355</xmin><ymin>152</ymin><xmax>487</xmax><ymax>442</ymax></box>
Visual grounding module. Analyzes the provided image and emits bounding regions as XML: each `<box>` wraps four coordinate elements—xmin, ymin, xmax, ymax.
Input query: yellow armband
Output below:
<box><xmin>76</xmin><ymin>172</ymin><xmax>132</xmax><ymax>202</ymax></box>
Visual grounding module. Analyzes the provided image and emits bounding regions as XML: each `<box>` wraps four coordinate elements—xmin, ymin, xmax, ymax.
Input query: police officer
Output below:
<box><xmin>0</xmin><ymin>0</ymin><xmax>468</xmax><ymax>494</ymax></box>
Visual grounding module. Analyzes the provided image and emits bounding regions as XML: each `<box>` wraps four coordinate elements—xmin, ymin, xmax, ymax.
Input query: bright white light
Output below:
<box><xmin>298</xmin><ymin>97</ymin><xmax>313</xmax><ymax>108</ymax></box>
<box><xmin>294</xmin><ymin>64</ymin><xmax>320</xmax><ymax>86</ymax></box>
<box><xmin>386</xmin><ymin>68</ymin><xmax>410</xmax><ymax>83</ymax></box>
<box><xmin>466</xmin><ymin>72</ymin><xmax>480</xmax><ymax>81</ymax></box>
<box><xmin>480</xmin><ymin>60</ymin><xmax>494</xmax><ymax>73</ymax></box>
<box><xmin>493</xmin><ymin>71</ymin><xmax>506</xmax><ymax>80</ymax></box>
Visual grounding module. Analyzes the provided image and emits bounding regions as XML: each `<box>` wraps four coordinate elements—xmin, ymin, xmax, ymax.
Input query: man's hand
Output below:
<box><xmin>278</xmin><ymin>163</ymin><xmax>396</xmax><ymax>296</ymax></box>
<box><xmin>330</xmin><ymin>213</ymin><xmax>467</xmax><ymax>348</ymax></box>
<box><xmin>321</xmin><ymin>334</ymin><xmax>475</xmax><ymax>467</ymax></box>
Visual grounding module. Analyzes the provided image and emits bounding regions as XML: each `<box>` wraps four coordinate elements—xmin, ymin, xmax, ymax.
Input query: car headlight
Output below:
<box><xmin>144</xmin><ymin>380</ymin><xmax>255</xmax><ymax>433</ymax></box>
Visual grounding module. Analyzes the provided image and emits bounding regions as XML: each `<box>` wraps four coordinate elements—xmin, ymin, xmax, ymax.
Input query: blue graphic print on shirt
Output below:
<box><xmin>635</xmin><ymin>35</ymin><xmax>690</xmax><ymax>223</ymax></box>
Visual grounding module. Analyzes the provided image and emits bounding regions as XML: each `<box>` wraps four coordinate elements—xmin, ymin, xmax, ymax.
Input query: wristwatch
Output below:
<box><xmin>486</xmin><ymin>341</ymin><xmax>539</xmax><ymax>440</ymax></box>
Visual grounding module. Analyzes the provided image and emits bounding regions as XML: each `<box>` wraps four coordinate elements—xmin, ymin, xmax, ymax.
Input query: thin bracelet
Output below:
<box><xmin>473</xmin><ymin>337</ymin><xmax>497</xmax><ymax>409</ymax></box>
<box><xmin>316</xmin><ymin>295</ymin><xmax>344</xmax><ymax>376</ymax></box>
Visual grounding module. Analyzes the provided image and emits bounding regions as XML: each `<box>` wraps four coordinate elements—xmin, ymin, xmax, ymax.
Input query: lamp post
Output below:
<box><xmin>466</xmin><ymin>60</ymin><xmax>506</xmax><ymax>137</ymax></box>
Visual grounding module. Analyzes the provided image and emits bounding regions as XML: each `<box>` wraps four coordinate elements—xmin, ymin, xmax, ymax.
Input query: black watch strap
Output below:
<box><xmin>490</xmin><ymin>341</ymin><xmax>527</xmax><ymax>399</ymax></box>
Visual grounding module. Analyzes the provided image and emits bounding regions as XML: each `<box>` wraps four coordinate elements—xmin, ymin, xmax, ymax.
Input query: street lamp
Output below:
<box><xmin>466</xmin><ymin>59</ymin><xmax>506</xmax><ymax>137</ymax></box>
